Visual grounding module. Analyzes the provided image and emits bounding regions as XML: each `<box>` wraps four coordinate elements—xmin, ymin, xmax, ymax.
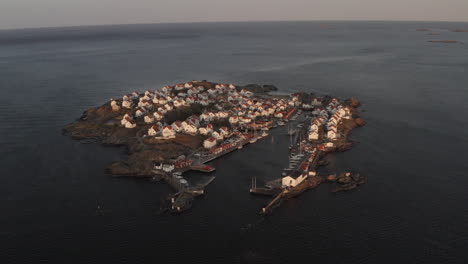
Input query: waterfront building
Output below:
<box><xmin>282</xmin><ymin>172</ymin><xmax>308</xmax><ymax>188</ymax></box>
<box><xmin>203</xmin><ymin>137</ymin><xmax>217</xmax><ymax>149</ymax></box>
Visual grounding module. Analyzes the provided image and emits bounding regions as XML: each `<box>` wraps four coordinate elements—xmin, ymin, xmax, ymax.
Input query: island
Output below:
<box><xmin>63</xmin><ymin>80</ymin><xmax>366</xmax><ymax>214</ymax></box>
<box><xmin>428</xmin><ymin>40</ymin><xmax>460</xmax><ymax>44</ymax></box>
<box><xmin>451</xmin><ymin>29</ymin><xmax>468</xmax><ymax>33</ymax></box>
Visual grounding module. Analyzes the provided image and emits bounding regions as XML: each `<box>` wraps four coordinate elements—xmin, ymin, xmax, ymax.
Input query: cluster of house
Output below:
<box><xmin>112</xmin><ymin>81</ymin><xmax>300</xmax><ymax>144</ymax></box>
<box><xmin>308</xmin><ymin>98</ymin><xmax>351</xmax><ymax>141</ymax></box>
<box><xmin>153</xmin><ymin>155</ymin><xmax>194</xmax><ymax>173</ymax></box>
<box><xmin>154</xmin><ymin>163</ymin><xmax>175</xmax><ymax>172</ymax></box>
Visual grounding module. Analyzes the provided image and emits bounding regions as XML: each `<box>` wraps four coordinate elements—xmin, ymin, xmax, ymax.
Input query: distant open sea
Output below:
<box><xmin>1</xmin><ymin>21</ymin><xmax>468</xmax><ymax>264</ymax></box>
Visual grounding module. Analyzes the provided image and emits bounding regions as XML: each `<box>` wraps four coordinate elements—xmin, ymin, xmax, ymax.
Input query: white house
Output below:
<box><xmin>110</xmin><ymin>100</ymin><xmax>120</xmax><ymax>111</ymax></box>
<box><xmin>229</xmin><ymin>116</ymin><xmax>239</xmax><ymax>124</ymax></box>
<box><xmin>187</xmin><ymin>88</ymin><xmax>198</xmax><ymax>96</ymax></box>
<box><xmin>162</xmin><ymin>164</ymin><xmax>175</xmax><ymax>172</ymax></box>
<box><xmin>203</xmin><ymin>137</ymin><xmax>217</xmax><ymax>149</ymax></box>
<box><xmin>186</xmin><ymin>97</ymin><xmax>195</xmax><ymax>104</ymax></box>
<box><xmin>158</xmin><ymin>97</ymin><xmax>167</xmax><ymax>105</ymax></box>
<box><xmin>173</xmin><ymin>100</ymin><xmax>183</xmax><ymax>108</ymax></box>
<box><xmin>302</xmin><ymin>104</ymin><xmax>312</xmax><ymax>109</ymax></box>
<box><xmin>310</xmin><ymin>123</ymin><xmax>319</xmax><ymax>131</ymax></box>
<box><xmin>144</xmin><ymin>114</ymin><xmax>155</xmax><ymax>124</ymax></box>
<box><xmin>216</xmin><ymin>111</ymin><xmax>229</xmax><ymax>119</ymax></box>
<box><xmin>122</xmin><ymin>100</ymin><xmax>133</xmax><ymax>109</ymax></box>
<box><xmin>308</xmin><ymin>131</ymin><xmax>319</xmax><ymax>141</ymax></box>
<box><xmin>148</xmin><ymin>124</ymin><xmax>161</xmax><ymax>136</ymax></box>
<box><xmin>125</xmin><ymin>121</ymin><xmax>137</xmax><ymax>129</ymax></box>
<box><xmin>188</xmin><ymin>116</ymin><xmax>200</xmax><ymax>127</ymax></box>
<box><xmin>184</xmin><ymin>123</ymin><xmax>198</xmax><ymax>135</ymax></box>
<box><xmin>199</xmin><ymin>124</ymin><xmax>213</xmax><ymax>135</ymax></box>
<box><xmin>131</xmin><ymin>91</ymin><xmax>139</xmax><ymax>99</ymax></box>
<box><xmin>282</xmin><ymin>173</ymin><xmax>308</xmax><ymax>188</ymax></box>
<box><xmin>219</xmin><ymin>127</ymin><xmax>230</xmax><ymax>137</ymax></box>
<box><xmin>153</xmin><ymin>111</ymin><xmax>164</xmax><ymax>121</ymax></box>
<box><xmin>327</xmin><ymin>130</ymin><xmax>337</xmax><ymax>140</ymax></box>
<box><xmin>164</xmin><ymin>104</ymin><xmax>173</xmax><ymax>111</ymax></box>
<box><xmin>141</xmin><ymin>94</ymin><xmax>151</xmax><ymax>101</ymax></box>
<box><xmin>198</xmin><ymin>93</ymin><xmax>209</xmax><ymax>100</ymax></box>
<box><xmin>211</xmin><ymin>131</ymin><xmax>223</xmax><ymax>141</ymax></box>
<box><xmin>175</xmin><ymin>84</ymin><xmax>185</xmax><ymax>90</ymax></box>
<box><xmin>240</xmin><ymin>117</ymin><xmax>252</xmax><ymax>124</ymax></box>
<box><xmin>144</xmin><ymin>90</ymin><xmax>154</xmax><ymax>96</ymax></box>
<box><xmin>312</xmin><ymin>98</ymin><xmax>322</xmax><ymax>106</ymax></box>
<box><xmin>184</xmin><ymin>82</ymin><xmax>193</xmax><ymax>88</ymax></box>
<box><xmin>274</xmin><ymin>112</ymin><xmax>283</xmax><ymax>118</ymax></box>
<box><xmin>135</xmin><ymin>108</ymin><xmax>146</xmax><ymax>117</ymax></box>
<box><xmin>171</xmin><ymin>121</ymin><xmax>183</xmax><ymax>133</ymax></box>
<box><xmin>199</xmin><ymin>99</ymin><xmax>209</xmax><ymax>106</ymax></box>
<box><xmin>161</xmin><ymin>85</ymin><xmax>172</xmax><ymax>93</ymax></box>
<box><xmin>162</xmin><ymin>126</ymin><xmax>176</xmax><ymax>138</ymax></box>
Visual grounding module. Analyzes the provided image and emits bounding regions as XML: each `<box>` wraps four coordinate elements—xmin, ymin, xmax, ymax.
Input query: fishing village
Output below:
<box><xmin>63</xmin><ymin>80</ymin><xmax>366</xmax><ymax>215</ymax></box>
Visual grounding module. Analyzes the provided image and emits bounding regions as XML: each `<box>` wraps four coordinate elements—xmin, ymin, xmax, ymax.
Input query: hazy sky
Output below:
<box><xmin>1</xmin><ymin>0</ymin><xmax>467</xmax><ymax>30</ymax></box>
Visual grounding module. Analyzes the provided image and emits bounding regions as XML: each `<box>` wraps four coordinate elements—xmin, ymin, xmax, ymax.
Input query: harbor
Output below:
<box><xmin>63</xmin><ymin>80</ymin><xmax>366</xmax><ymax>215</ymax></box>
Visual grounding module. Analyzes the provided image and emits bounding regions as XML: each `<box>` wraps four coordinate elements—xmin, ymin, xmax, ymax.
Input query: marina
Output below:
<box><xmin>64</xmin><ymin>80</ymin><xmax>366</xmax><ymax>214</ymax></box>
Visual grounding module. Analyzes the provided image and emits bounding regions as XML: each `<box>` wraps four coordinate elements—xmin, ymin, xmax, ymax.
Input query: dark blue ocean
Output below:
<box><xmin>1</xmin><ymin>21</ymin><xmax>468</xmax><ymax>263</ymax></box>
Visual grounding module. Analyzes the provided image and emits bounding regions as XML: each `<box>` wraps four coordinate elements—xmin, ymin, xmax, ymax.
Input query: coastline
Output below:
<box><xmin>63</xmin><ymin>81</ymin><xmax>366</xmax><ymax>214</ymax></box>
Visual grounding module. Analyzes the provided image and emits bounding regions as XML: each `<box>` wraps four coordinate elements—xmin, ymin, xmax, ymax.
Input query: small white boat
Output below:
<box><xmin>249</xmin><ymin>138</ymin><xmax>257</xmax><ymax>144</ymax></box>
<box><xmin>261</xmin><ymin>131</ymin><xmax>268</xmax><ymax>137</ymax></box>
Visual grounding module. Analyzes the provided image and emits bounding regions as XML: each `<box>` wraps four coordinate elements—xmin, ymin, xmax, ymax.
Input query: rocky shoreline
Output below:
<box><xmin>64</xmin><ymin>80</ymin><xmax>366</xmax><ymax>214</ymax></box>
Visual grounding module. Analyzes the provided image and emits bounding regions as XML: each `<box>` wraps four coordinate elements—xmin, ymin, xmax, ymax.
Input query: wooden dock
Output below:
<box><xmin>250</xmin><ymin>177</ymin><xmax>280</xmax><ymax>196</ymax></box>
<box><xmin>261</xmin><ymin>190</ymin><xmax>287</xmax><ymax>214</ymax></box>
<box><xmin>189</xmin><ymin>164</ymin><xmax>216</xmax><ymax>172</ymax></box>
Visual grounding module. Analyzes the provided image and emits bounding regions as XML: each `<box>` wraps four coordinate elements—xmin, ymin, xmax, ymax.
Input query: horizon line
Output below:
<box><xmin>1</xmin><ymin>18</ymin><xmax>468</xmax><ymax>31</ymax></box>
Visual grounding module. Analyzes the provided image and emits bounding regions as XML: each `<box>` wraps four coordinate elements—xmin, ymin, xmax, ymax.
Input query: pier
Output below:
<box><xmin>250</xmin><ymin>177</ymin><xmax>280</xmax><ymax>196</ymax></box>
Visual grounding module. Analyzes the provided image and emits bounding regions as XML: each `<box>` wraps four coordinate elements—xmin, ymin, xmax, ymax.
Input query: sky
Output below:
<box><xmin>1</xmin><ymin>0</ymin><xmax>467</xmax><ymax>30</ymax></box>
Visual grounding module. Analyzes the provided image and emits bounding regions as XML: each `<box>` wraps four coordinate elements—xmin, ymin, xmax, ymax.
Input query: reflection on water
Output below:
<box><xmin>1</xmin><ymin>21</ymin><xmax>468</xmax><ymax>264</ymax></box>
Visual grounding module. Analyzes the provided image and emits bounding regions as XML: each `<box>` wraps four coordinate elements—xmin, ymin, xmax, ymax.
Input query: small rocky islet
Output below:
<box><xmin>63</xmin><ymin>80</ymin><xmax>366</xmax><ymax>214</ymax></box>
